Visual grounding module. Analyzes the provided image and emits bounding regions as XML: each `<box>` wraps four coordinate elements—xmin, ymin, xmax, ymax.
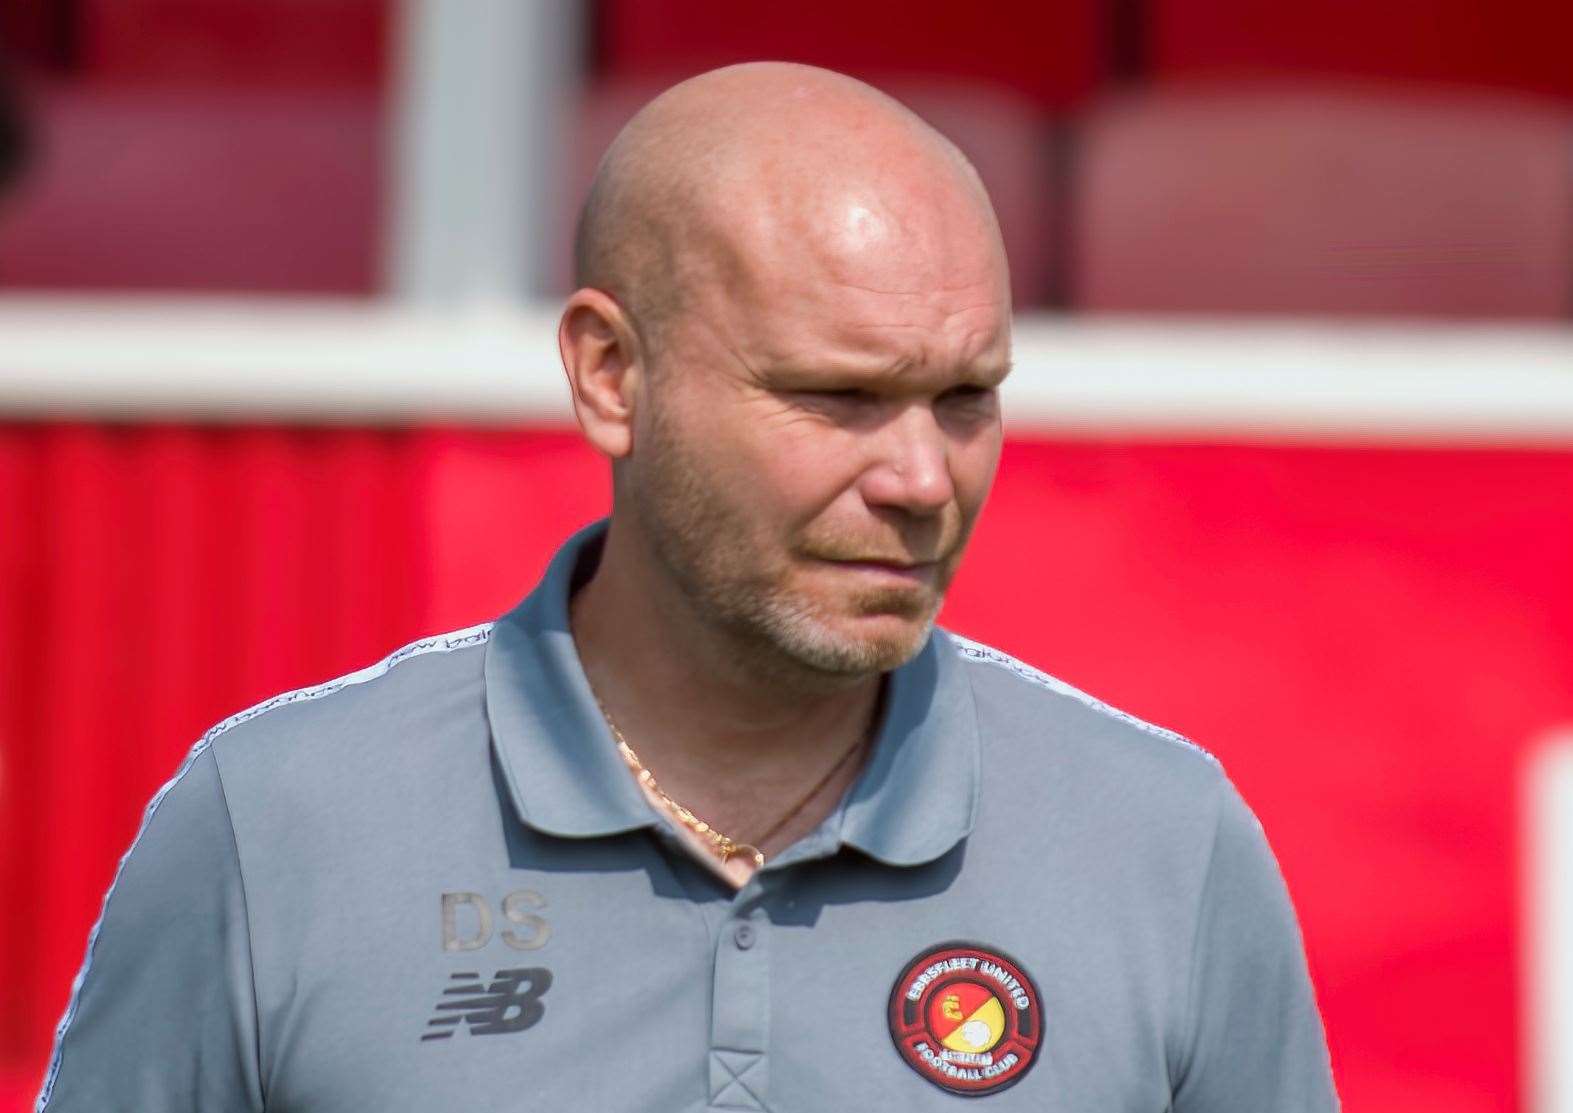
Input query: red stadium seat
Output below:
<box><xmin>79</xmin><ymin>0</ymin><xmax>388</xmax><ymax>90</ymax></box>
<box><xmin>0</xmin><ymin>83</ymin><xmax>382</xmax><ymax>294</ymax></box>
<box><xmin>564</xmin><ymin>76</ymin><xmax>1061</xmax><ymax>308</ymax></box>
<box><xmin>1152</xmin><ymin>0</ymin><xmax>1573</xmax><ymax>103</ymax></box>
<box><xmin>595</xmin><ymin>0</ymin><xmax>1103</xmax><ymax>112</ymax></box>
<box><xmin>1072</xmin><ymin>84</ymin><xmax>1573</xmax><ymax>318</ymax></box>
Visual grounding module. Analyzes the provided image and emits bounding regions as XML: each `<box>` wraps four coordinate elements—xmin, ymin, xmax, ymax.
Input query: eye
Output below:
<box><xmin>792</xmin><ymin>387</ymin><xmax>878</xmax><ymax>407</ymax></box>
<box><xmin>939</xmin><ymin>385</ymin><xmax>997</xmax><ymax>406</ymax></box>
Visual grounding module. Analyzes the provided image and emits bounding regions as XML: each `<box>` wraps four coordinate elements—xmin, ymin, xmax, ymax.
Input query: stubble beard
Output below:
<box><xmin>628</xmin><ymin>420</ymin><xmax>957</xmax><ymax>685</ymax></box>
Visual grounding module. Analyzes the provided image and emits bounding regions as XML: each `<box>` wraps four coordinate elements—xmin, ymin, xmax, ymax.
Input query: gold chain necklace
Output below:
<box><xmin>596</xmin><ymin>700</ymin><xmax>868</xmax><ymax>869</ymax></box>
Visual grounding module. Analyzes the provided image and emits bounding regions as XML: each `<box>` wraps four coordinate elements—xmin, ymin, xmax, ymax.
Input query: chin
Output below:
<box><xmin>768</xmin><ymin>605</ymin><xmax>937</xmax><ymax>677</ymax></box>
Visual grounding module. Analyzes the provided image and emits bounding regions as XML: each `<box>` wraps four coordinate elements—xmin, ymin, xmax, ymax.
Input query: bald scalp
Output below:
<box><xmin>572</xmin><ymin>63</ymin><xmax>997</xmax><ymax>352</ymax></box>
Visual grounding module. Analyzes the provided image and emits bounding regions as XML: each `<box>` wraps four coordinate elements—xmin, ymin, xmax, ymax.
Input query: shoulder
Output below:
<box><xmin>940</xmin><ymin>629</ymin><xmax>1225</xmax><ymax>801</ymax></box>
<box><xmin>202</xmin><ymin>621</ymin><xmax>493</xmax><ymax>770</ymax></box>
<box><xmin>941</xmin><ymin>631</ymin><xmax>1244</xmax><ymax>950</ymax></box>
<box><xmin>189</xmin><ymin>621</ymin><xmax>499</xmax><ymax>876</ymax></box>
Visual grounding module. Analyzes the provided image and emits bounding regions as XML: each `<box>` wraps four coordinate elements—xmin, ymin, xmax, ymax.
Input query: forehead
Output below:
<box><xmin>683</xmin><ymin>179</ymin><xmax>1012</xmax><ymax>381</ymax></box>
<box><xmin>746</xmin><ymin>292</ymin><xmax>1010</xmax><ymax>389</ymax></box>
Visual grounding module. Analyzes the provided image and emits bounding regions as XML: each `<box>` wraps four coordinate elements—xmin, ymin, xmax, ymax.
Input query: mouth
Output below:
<box><xmin>819</xmin><ymin>558</ymin><xmax>939</xmax><ymax>584</ymax></box>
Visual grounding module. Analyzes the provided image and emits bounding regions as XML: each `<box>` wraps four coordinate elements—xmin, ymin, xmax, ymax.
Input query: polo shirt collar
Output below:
<box><xmin>484</xmin><ymin>519</ymin><xmax>980</xmax><ymax>866</ymax></box>
<box><xmin>836</xmin><ymin>628</ymin><xmax>981</xmax><ymax>866</ymax></box>
<box><xmin>485</xmin><ymin>521</ymin><xmax>656</xmax><ymax>840</ymax></box>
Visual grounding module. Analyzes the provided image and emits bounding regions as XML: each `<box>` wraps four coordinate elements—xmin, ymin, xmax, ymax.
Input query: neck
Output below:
<box><xmin>569</xmin><ymin>515</ymin><xmax>882</xmax><ymax>850</ymax></box>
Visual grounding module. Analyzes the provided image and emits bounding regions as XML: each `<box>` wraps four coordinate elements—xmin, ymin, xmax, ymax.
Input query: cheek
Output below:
<box><xmin>954</xmin><ymin>427</ymin><xmax>1003</xmax><ymax>512</ymax></box>
<box><xmin>730</xmin><ymin>407</ymin><xmax>866</xmax><ymax>515</ymax></box>
<box><xmin>742</xmin><ymin>440</ymin><xmax>855</xmax><ymax>531</ymax></box>
<box><xmin>644</xmin><ymin>396</ymin><xmax>848</xmax><ymax>552</ymax></box>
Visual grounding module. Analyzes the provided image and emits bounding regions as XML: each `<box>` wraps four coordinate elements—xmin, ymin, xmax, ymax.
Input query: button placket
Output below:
<box><xmin>709</xmin><ymin>909</ymin><xmax>769</xmax><ymax>1110</ymax></box>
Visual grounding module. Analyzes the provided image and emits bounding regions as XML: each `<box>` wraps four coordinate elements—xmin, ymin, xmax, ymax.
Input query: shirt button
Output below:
<box><xmin>733</xmin><ymin>922</ymin><xmax>756</xmax><ymax>950</ymax></box>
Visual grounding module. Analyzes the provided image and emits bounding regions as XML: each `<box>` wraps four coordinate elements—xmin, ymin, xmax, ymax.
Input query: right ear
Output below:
<box><xmin>557</xmin><ymin>288</ymin><xmax>646</xmax><ymax>460</ymax></box>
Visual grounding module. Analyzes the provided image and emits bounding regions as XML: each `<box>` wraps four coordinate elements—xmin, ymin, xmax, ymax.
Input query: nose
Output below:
<box><xmin>857</xmin><ymin>402</ymin><xmax>955</xmax><ymax>515</ymax></box>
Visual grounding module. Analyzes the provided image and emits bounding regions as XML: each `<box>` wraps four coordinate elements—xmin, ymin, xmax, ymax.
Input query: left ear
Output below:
<box><xmin>557</xmin><ymin>287</ymin><xmax>647</xmax><ymax>460</ymax></box>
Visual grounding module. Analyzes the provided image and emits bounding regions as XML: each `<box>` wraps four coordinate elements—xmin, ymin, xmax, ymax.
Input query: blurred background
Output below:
<box><xmin>2</xmin><ymin>1</ymin><xmax>1572</xmax><ymax>1109</ymax></box>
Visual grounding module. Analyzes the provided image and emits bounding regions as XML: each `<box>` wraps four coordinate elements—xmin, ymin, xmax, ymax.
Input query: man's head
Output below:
<box><xmin>560</xmin><ymin>63</ymin><xmax>1012</xmax><ymax>683</ymax></box>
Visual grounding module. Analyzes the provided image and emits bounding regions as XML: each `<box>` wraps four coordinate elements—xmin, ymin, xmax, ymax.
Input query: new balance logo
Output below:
<box><xmin>421</xmin><ymin>967</ymin><xmax>552</xmax><ymax>1041</ymax></box>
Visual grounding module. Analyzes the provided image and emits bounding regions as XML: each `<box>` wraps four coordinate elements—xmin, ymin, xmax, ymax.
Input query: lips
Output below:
<box><xmin>806</xmin><ymin>549</ymin><xmax>943</xmax><ymax>568</ymax></box>
<box><xmin>823</xmin><ymin>559</ymin><xmax>938</xmax><ymax>581</ymax></box>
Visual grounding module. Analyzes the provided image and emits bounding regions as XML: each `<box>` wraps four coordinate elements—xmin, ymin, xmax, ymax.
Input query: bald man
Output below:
<box><xmin>39</xmin><ymin>64</ymin><xmax>1337</xmax><ymax>1112</ymax></box>
<box><xmin>561</xmin><ymin>62</ymin><xmax>1013</xmax><ymax>889</ymax></box>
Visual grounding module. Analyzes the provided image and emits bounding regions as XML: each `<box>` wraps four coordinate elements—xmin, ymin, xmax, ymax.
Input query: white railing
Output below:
<box><xmin>1529</xmin><ymin>735</ymin><xmax>1573</xmax><ymax>1113</ymax></box>
<box><xmin>2</xmin><ymin>298</ymin><xmax>1573</xmax><ymax>443</ymax></box>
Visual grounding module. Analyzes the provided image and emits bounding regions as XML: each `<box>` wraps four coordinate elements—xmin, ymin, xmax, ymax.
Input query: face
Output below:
<box><xmin>623</xmin><ymin>177</ymin><xmax>1012</xmax><ymax>681</ymax></box>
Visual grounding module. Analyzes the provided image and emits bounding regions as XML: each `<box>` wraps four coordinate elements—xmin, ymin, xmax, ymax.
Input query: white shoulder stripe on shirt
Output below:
<box><xmin>946</xmin><ymin>632</ymin><xmax>1217</xmax><ymax>764</ymax></box>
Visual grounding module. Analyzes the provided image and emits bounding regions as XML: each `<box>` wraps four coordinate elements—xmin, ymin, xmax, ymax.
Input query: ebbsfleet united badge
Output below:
<box><xmin>888</xmin><ymin>941</ymin><xmax>1043</xmax><ymax>1096</ymax></box>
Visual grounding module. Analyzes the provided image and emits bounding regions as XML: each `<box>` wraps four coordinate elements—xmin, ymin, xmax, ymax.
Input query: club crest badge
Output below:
<box><xmin>888</xmin><ymin>941</ymin><xmax>1043</xmax><ymax>1096</ymax></box>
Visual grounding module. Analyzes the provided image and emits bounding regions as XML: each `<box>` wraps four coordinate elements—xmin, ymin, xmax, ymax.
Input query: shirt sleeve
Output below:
<box><xmin>36</xmin><ymin>743</ymin><xmax>265</xmax><ymax>1113</ymax></box>
<box><xmin>1170</xmin><ymin>777</ymin><xmax>1339</xmax><ymax>1113</ymax></box>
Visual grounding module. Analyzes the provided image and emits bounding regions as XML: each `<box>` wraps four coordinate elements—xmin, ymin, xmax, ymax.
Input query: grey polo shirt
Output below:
<box><xmin>38</xmin><ymin>521</ymin><xmax>1337</xmax><ymax>1112</ymax></box>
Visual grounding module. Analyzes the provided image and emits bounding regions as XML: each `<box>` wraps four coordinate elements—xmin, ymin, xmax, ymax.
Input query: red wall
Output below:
<box><xmin>1153</xmin><ymin>0</ymin><xmax>1573</xmax><ymax>100</ymax></box>
<box><xmin>3</xmin><ymin>422</ymin><xmax>1570</xmax><ymax>1110</ymax></box>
